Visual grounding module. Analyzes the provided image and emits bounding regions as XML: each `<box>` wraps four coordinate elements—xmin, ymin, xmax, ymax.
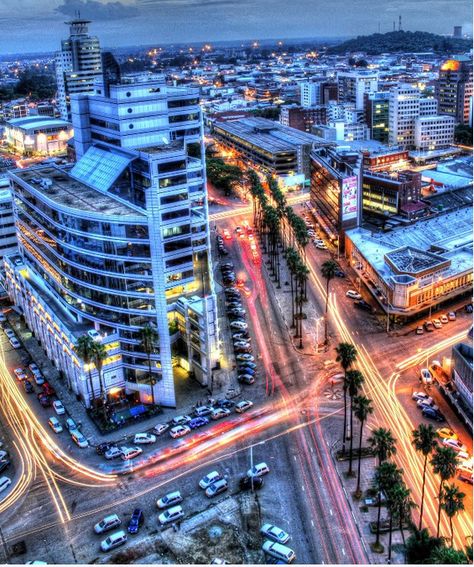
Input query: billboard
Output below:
<box><xmin>341</xmin><ymin>176</ymin><xmax>358</xmax><ymax>221</ymax></box>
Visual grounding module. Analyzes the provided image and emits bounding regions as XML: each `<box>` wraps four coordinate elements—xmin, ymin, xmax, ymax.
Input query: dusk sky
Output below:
<box><xmin>0</xmin><ymin>0</ymin><xmax>471</xmax><ymax>54</ymax></box>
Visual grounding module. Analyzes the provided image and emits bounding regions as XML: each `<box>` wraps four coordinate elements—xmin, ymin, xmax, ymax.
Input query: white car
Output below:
<box><xmin>13</xmin><ymin>368</ymin><xmax>26</xmax><ymax>381</ymax></box>
<box><xmin>230</xmin><ymin>321</ymin><xmax>248</xmax><ymax>330</ymax></box>
<box><xmin>169</xmin><ymin>425</ymin><xmax>191</xmax><ymax>439</ymax></box>
<box><xmin>420</xmin><ymin>368</ymin><xmax>433</xmax><ymax>385</ymax></box>
<box><xmin>235</xmin><ymin>400</ymin><xmax>253</xmax><ymax>414</ymax></box>
<box><xmin>0</xmin><ymin>476</ymin><xmax>12</xmax><ymax>493</ymax></box>
<box><xmin>52</xmin><ymin>400</ymin><xmax>65</xmax><ymax>415</ymax></box>
<box><xmin>100</xmin><ymin>530</ymin><xmax>127</xmax><ymax>552</ymax></box>
<box><xmin>262</xmin><ymin>540</ymin><xmax>296</xmax><ymax>564</ymax></box>
<box><xmin>94</xmin><ymin>514</ymin><xmax>121</xmax><ymax>534</ymax></box>
<box><xmin>158</xmin><ymin>505</ymin><xmax>184</xmax><ymax>525</ymax></box>
<box><xmin>315</xmin><ymin>242</ymin><xmax>327</xmax><ymax>250</ymax></box>
<box><xmin>211</xmin><ymin>408</ymin><xmax>231</xmax><ymax>420</ymax></box>
<box><xmin>417</xmin><ymin>399</ymin><xmax>439</xmax><ymax>412</ymax></box>
<box><xmin>199</xmin><ymin>470</ymin><xmax>222</xmax><ymax>489</ymax></box>
<box><xmin>205</xmin><ymin>478</ymin><xmax>228</xmax><ymax>498</ymax></box>
<box><xmin>156</xmin><ymin>490</ymin><xmax>183</xmax><ymax>509</ymax></box>
<box><xmin>412</xmin><ymin>392</ymin><xmax>432</xmax><ymax>403</ymax></box>
<box><xmin>153</xmin><ymin>423</ymin><xmax>169</xmax><ymax>436</ymax></box>
<box><xmin>448</xmin><ymin>312</ymin><xmax>456</xmax><ymax>321</ymax></box>
<box><xmin>346</xmin><ymin>290</ymin><xmax>362</xmax><ymax>300</ymax></box>
<box><xmin>133</xmin><ymin>433</ymin><xmax>156</xmax><ymax>444</ymax></box>
<box><xmin>48</xmin><ymin>417</ymin><xmax>63</xmax><ymax>434</ymax></box>
<box><xmin>247</xmin><ymin>462</ymin><xmax>270</xmax><ymax>477</ymax></box>
<box><xmin>171</xmin><ymin>415</ymin><xmax>192</xmax><ymax>426</ymax></box>
<box><xmin>260</xmin><ymin>523</ymin><xmax>290</xmax><ymax>544</ymax></box>
<box><xmin>9</xmin><ymin>337</ymin><xmax>21</xmax><ymax>349</ymax></box>
<box><xmin>120</xmin><ymin>446</ymin><xmax>142</xmax><ymax>460</ymax></box>
<box><xmin>236</xmin><ymin>354</ymin><xmax>254</xmax><ymax>362</ymax></box>
<box><xmin>443</xmin><ymin>438</ymin><xmax>467</xmax><ymax>453</ymax></box>
<box><xmin>0</xmin><ymin>450</ymin><xmax>8</xmax><ymax>461</ymax></box>
<box><xmin>104</xmin><ymin>446</ymin><xmax>123</xmax><ymax>460</ymax></box>
<box><xmin>4</xmin><ymin>328</ymin><xmax>15</xmax><ymax>339</ymax></box>
<box><xmin>432</xmin><ymin>319</ymin><xmax>442</xmax><ymax>329</ymax></box>
<box><xmin>440</xmin><ymin>315</ymin><xmax>449</xmax><ymax>324</ymax></box>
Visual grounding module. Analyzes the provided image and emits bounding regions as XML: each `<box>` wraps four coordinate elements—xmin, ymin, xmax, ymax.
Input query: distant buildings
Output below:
<box><xmin>309</xmin><ymin>145</ymin><xmax>362</xmax><ymax>244</ymax></box>
<box><xmin>436</xmin><ymin>56</ymin><xmax>473</xmax><ymax>125</ymax></box>
<box><xmin>211</xmin><ymin>116</ymin><xmax>320</xmax><ymax>185</ymax></box>
<box><xmin>4</xmin><ymin>116</ymin><xmax>73</xmax><ymax>156</ymax></box>
<box><xmin>300</xmin><ymin>80</ymin><xmax>321</xmax><ymax>107</ymax></box>
<box><xmin>6</xmin><ymin>77</ymin><xmax>218</xmax><ymax>409</ymax></box>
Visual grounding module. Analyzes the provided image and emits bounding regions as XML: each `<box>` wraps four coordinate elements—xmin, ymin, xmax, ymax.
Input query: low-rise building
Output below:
<box><xmin>279</xmin><ymin>105</ymin><xmax>327</xmax><ymax>132</ymax></box>
<box><xmin>4</xmin><ymin>116</ymin><xmax>73</xmax><ymax>156</ymax></box>
<box><xmin>414</xmin><ymin>114</ymin><xmax>455</xmax><ymax>151</ymax></box>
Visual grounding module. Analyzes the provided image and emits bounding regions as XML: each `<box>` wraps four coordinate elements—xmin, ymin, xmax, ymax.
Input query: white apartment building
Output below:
<box><xmin>414</xmin><ymin>115</ymin><xmax>455</xmax><ymax>150</ymax></box>
<box><xmin>337</xmin><ymin>71</ymin><xmax>378</xmax><ymax>111</ymax></box>
<box><xmin>6</xmin><ymin>77</ymin><xmax>219</xmax><ymax>409</ymax></box>
<box><xmin>0</xmin><ymin>179</ymin><xmax>17</xmax><ymax>260</ymax></box>
<box><xmin>55</xmin><ymin>19</ymin><xmax>103</xmax><ymax>121</ymax></box>
<box><xmin>300</xmin><ymin>81</ymin><xmax>321</xmax><ymax>107</ymax></box>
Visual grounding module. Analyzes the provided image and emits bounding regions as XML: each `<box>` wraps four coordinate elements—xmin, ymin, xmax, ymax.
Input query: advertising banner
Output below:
<box><xmin>342</xmin><ymin>176</ymin><xmax>358</xmax><ymax>221</ymax></box>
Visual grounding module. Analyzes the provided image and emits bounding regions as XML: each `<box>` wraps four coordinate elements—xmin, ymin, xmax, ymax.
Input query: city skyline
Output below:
<box><xmin>0</xmin><ymin>0</ymin><xmax>471</xmax><ymax>54</ymax></box>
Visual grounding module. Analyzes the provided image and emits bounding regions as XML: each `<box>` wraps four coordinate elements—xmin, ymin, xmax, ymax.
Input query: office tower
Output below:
<box><xmin>300</xmin><ymin>81</ymin><xmax>321</xmax><ymax>107</ymax></box>
<box><xmin>437</xmin><ymin>56</ymin><xmax>473</xmax><ymax>125</ymax></box>
<box><xmin>337</xmin><ymin>71</ymin><xmax>378</xmax><ymax>111</ymax></box>
<box><xmin>55</xmin><ymin>19</ymin><xmax>103</xmax><ymax>121</ymax></box>
<box><xmin>365</xmin><ymin>92</ymin><xmax>390</xmax><ymax>143</ymax></box>
<box><xmin>388</xmin><ymin>84</ymin><xmax>421</xmax><ymax>148</ymax></box>
<box><xmin>6</xmin><ymin>77</ymin><xmax>218</xmax><ymax>409</ymax></box>
<box><xmin>453</xmin><ymin>26</ymin><xmax>463</xmax><ymax>38</ymax></box>
<box><xmin>414</xmin><ymin>115</ymin><xmax>455</xmax><ymax>150</ymax></box>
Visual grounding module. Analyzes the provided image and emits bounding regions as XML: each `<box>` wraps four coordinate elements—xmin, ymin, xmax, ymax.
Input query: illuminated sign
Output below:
<box><xmin>342</xmin><ymin>176</ymin><xmax>358</xmax><ymax>221</ymax></box>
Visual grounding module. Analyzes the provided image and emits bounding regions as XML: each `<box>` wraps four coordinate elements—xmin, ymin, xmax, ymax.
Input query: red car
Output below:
<box><xmin>42</xmin><ymin>382</ymin><xmax>56</xmax><ymax>396</ymax></box>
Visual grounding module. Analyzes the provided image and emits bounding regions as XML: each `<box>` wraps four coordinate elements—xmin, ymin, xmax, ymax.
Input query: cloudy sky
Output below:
<box><xmin>0</xmin><ymin>0</ymin><xmax>471</xmax><ymax>54</ymax></box>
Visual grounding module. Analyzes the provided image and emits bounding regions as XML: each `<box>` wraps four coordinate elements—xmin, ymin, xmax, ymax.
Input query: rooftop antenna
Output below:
<box><xmin>393</xmin><ymin>21</ymin><xmax>396</xmax><ymax>32</ymax></box>
<box><xmin>399</xmin><ymin>15</ymin><xmax>402</xmax><ymax>31</ymax></box>
<box><xmin>378</xmin><ymin>22</ymin><xmax>381</xmax><ymax>33</ymax></box>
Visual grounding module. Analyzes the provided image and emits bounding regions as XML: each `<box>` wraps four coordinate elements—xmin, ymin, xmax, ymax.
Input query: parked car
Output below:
<box><xmin>432</xmin><ymin>319</ymin><xmax>442</xmax><ymax>329</ymax></box>
<box><xmin>189</xmin><ymin>417</ymin><xmax>209</xmax><ymax>430</ymax></box>
<box><xmin>354</xmin><ymin>300</ymin><xmax>372</xmax><ymax>312</ymax></box>
<box><xmin>169</xmin><ymin>425</ymin><xmax>191</xmax><ymax>439</ymax></box>
<box><xmin>261</xmin><ymin>524</ymin><xmax>290</xmax><ymax>544</ymax></box>
<box><xmin>153</xmin><ymin>423</ymin><xmax>169</xmax><ymax>436</ymax></box>
<box><xmin>215</xmin><ymin>399</ymin><xmax>235</xmax><ymax>409</ymax></box>
<box><xmin>237</xmin><ymin>366</ymin><xmax>256</xmax><ymax>376</ymax></box>
<box><xmin>315</xmin><ymin>242</ymin><xmax>327</xmax><ymax>250</ymax></box>
<box><xmin>262</xmin><ymin>541</ymin><xmax>296</xmax><ymax>564</ymax></box>
<box><xmin>0</xmin><ymin>477</ymin><xmax>12</xmax><ymax>493</ymax></box>
<box><xmin>194</xmin><ymin>406</ymin><xmax>213</xmax><ymax>417</ymax></box>
<box><xmin>424</xmin><ymin>321</ymin><xmax>435</xmax><ymax>332</ymax></box>
<box><xmin>233</xmin><ymin>340</ymin><xmax>252</xmax><ymax>349</ymax></box>
<box><xmin>96</xmin><ymin>443</ymin><xmax>112</xmax><ymax>456</ymax></box>
<box><xmin>0</xmin><ymin>451</ymin><xmax>7</xmax><ymax>461</ymax></box>
<box><xmin>13</xmin><ymin>367</ymin><xmax>26</xmax><ymax>381</ymax></box>
<box><xmin>9</xmin><ymin>337</ymin><xmax>21</xmax><ymax>349</ymax></box>
<box><xmin>230</xmin><ymin>321</ymin><xmax>248</xmax><ymax>330</ymax></box>
<box><xmin>4</xmin><ymin>328</ymin><xmax>15</xmax><ymax>339</ymax></box>
<box><xmin>133</xmin><ymin>433</ymin><xmax>156</xmax><ymax>445</ymax></box>
<box><xmin>442</xmin><ymin>438</ymin><xmax>467</xmax><ymax>453</ymax></box>
<box><xmin>235</xmin><ymin>400</ymin><xmax>253</xmax><ymax>413</ymax></box>
<box><xmin>23</xmin><ymin>380</ymin><xmax>34</xmax><ymax>393</ymax></box>
<box><xmin>422</xmin><ymin>407</ymin><xmax>445</xmax><ymax>422</ymax></box>
<box><xmin>205</xmin><ymin>478</ymin><xmax>228</xmax><ymax>498</ymax></box>
<box><xmin>94</xmin><ymin>514</ymin><xmax>122</xmax><ymax>534</ymax></box>
<box><xmin>158</xmin><ymin>505</ymin><xmax>184</xmax><ymax>525</ymax></box>
<box><xmin>65</xmin><ymin>417</ymin><xmax>79</xmax><ymax>432</ymax></box>
<box><xmin>412</xmin><ymin>392</ymin><xmax>432</xmax><ymax>403</ymax></box>
<box><xmin>157</xmin><ymin>490</ymin><xmax>183</xmax><ymax>509</ymax></box>
<box><xmin>42</xmin><ymin>382</ymin><xmax>56</xmax><ymax>396</ymax></box>
<box><xmin>239</xmin><ymin>476</ymin><xmax>264</xmax><ymax>490</ymax></box>
<box><xmin>52</xmin><ymin>400</ymin><xmax>66</xmax><ymax>415</ymax></box>
<box><xmin>0</xmin><ymin>460</ymin><xmax>10</xmax><ymax>474</ymax></box>
<box><xmin>37</xmin><ymin>393</ymin><xmax>51</xmax><ymax>407</ymax></box>
<box><xmin>436</xmin><ymin>428</ymin><xmax>458</xmax><ymax>440</ymax></box>
<box><xmin>416</xmin><ymin>326</ymin><xmax>424</xmax><ymax>335</ymax></box>
<box><xmin>236</xmin><ymin>354</ymin><xmax>254</xmax><ymax>362</ymax></box>
<box><xmin>199</xmin><ymin>471</ymin><xmax>222</xmax><ymax>489</ymax></box>
<box><xmin>335</xmin><ymin>270</ymin><xmax>345</xmax><ymax>278</ymax></box>
<box><xmin>247</xmin><ymin>462</ymin><xmax>270</xmax><ymax>477</ymax></box>
<box><xmin>211</xmin><ymin>408</ymin><xmax>231</xmax><ymax>420</ymax></box>
<box><xmin>104</xmin><ymin>446</ymin><xmax>123</xmax><ymax>460</ymax></box>
<box><xmin>238</xmin><ymin>374</ymin><xmax>255</xmax><ymax>385</ymax></box>
<box><xmin>417</xmin><ymin>399</ymin><xmax>439</xmax><ymax>411</ymax></box>
<box><xmin>232</xmin><ymin>332</ymin><xmax>249</xmax><ymax>341</ymax></box>
<box><xmin>239</xmin><ymin>361</ymin><xmax>257</xmax><ymax>370</ymax></box>
<box><xmin>48</xmin><ymin>417</ymin><xmax>63</xmax><ymax>434</ymax></box>
<box><xmin>234</xmin><ymin>345</ymin><xmax>253</xmax><ymax>354</ymax></box>
<box><xmin>448</xmin><ymin>312</ymin><xmax>456</xmax><ymax>321</ymax></box>
<box><xmin>100</xmin><ymin>531</ymin><xmax>127</xmax><ymax>552</ymax></box>
<box><xmin>346</xmin><ymin>290</ymin><xmax>362</xmax><ymax>300</ymax></box>
<box><xmin>440</xmin><ymin>315</ymin><xmax>449</xmax><ymax>324</ymax></box>
<box><xmin>420</xmin><ymin>368</ymin><xmax>433</xmax><ymax>385</ymax></box>
<box><xmin>71</xmin><ymin>430</ymin><xmax>89</xmax><ymax>448</ymax></box>
<box><xmin>171</xmin><ymin>415</ymin><xmax>192</xmax><ymax>426</ymax></box>
<box><xmin>120</xmin><ymin>447</ymin><xmax>142</xmax><ymax>461</ymax></box>
<box><xmin>127</xmin><ymin>509</ymin><xmax>144</xmax><ymax>534</ymax></box>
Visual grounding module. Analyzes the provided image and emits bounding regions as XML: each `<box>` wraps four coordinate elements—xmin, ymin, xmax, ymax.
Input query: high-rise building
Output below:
<box><xmin>55</xmin><ymin>19</ymin><xmax>103</xmax><ymax>121</ymax></box>
<box><xmin>300</xmin><ymin>81</ymin><xmax>322</xmax><ymax>107</ymax></box>
<box><xmin>436</xmin><ymin>56</ymin><xmax>473</xmax><ymax>125</ymax></box>
<box><xmin>5</xmin><ymin>77</ymin><xmax>218</xmax><ymax>409</ymax></box>
<box><xmin>337</xmin><ymin>71</ymin><xmax>378</xmax><ymax>111</ymax></box>
<box><xmin>453</xmin><ymin>26</ymin><xmax>463</xmax><ymax>38</ymax></box>
<box><xmin>365</xmin><ymin>92</ymin><xmax>390</xmax><ymax>143</ymax></box>
<box><xmin>414</xmin><ymin>115</ymin><xmax>455</xmax><ymax>151</ymax></box>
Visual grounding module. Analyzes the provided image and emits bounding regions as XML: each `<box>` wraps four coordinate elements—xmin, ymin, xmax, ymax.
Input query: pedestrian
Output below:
<box><xmin>172</xmin><ymin>523</ymin><xmax>178</xmax><ymax>533</ymax></box>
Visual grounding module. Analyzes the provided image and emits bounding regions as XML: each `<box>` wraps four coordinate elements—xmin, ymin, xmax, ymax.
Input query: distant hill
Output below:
<box><xmin>327</xmin><ymin>30</ymin><xmax>471</xmax><ymax>55</ymax></box>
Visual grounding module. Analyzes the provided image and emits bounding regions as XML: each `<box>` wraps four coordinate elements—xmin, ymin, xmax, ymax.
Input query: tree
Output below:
<box><xmin>368</xmin><ymin>427</ymin><xmax>397</xmax><ymax>466</ymax></box>
<box><xmin>412</xmin><ymin>423</ymin><xmax>437</xmax><ymax>530</ymax></box>
<box><xmin>406</xmin><ymin>526</ymin><xmax>443</xmax><ymax>564</ymax></box>
<box><xmin>431</xmin><ymin>446</ymin><xmax>458</xmax><ymax>537</ymax></box>
<box><xmin>353</xmin><ymin>395</ymin><xmax>373</xmax><ymax>498</ymax></box>
<box><xmin>391</xmin><ymin>482</ymin><xmax>417</xmax><ymax>556</ymax></box>
<box><xmin>345</xmin><ymin>369</ymin><xmax>364</xmax><ymax>476</ymax></box>
<box><xmin>321</xmin><ymin>260</ymin><xmax>338</xmax><ymax>344</ymax></box>
<box><xmin>430</xmin><ymin>546</ymin><xmax>470</xmax><ymax>564</ymax></box>
<box><xmin>92</xmin><ymin>342</ymin><xmax>108</xmax><ymax>419</ymax></box>
<box><xmin>441</xmin><ymin>484</ymin><xmax>466</xmax><ymax>548</ymax></box>
<box><xmin>295</xmin><ymin>262</ymin><xmax>309</xmax><ymax>348</ymax></box>
<box><xmin>335</xmin><ymin>342</ymin><xmax>357</xmax><ymax>456</ymax></box>
<box><xmin>15</xmin><ymin>69</ymin><xmax>56</xmax><ymax>100</ymax></box>
<box><xmin>373</xmin><ymin>462</ymin><xmax>403</xmax><ymax>555</ymax></box>
<box><xmin>454</xmin><ymin>124</ymin><xmax>473</xmax><ymax>146</ymax></box>
<box><xmin>74</xmin><ymin>334</ymin><xmax>97</xmax><ymax>408</ymax></box>
<box><xmin>139</xmin><ymin>324</ymin><xmax>159</xmax><ymax>406</ymax></box>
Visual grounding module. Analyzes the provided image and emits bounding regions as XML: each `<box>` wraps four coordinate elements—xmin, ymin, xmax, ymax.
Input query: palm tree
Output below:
<box><xmin>373</xmin><ymin>462</ymin><xmax>403</xmax><ymax>555</ymax></box>
<box><xmin>353</xmin><ymin>395</ymin><xmax>373</xmax><ymax>498</ymax></box>
<box><xmin>405</xmin><ymin>526</ymin><xmax>444</xmax><ymax>564</ymax></box>
<box><xmin>74</xmin><ymin>334</ymin><xmax>96</xmax><ymax>408</ymax></box>
<box><xmin>389</xmin><ymin>482</ymin><xmax>416</xmax><ymax>561</ymax></box>
<box><xmin>320</xmin><ymin>260</ymin><xmax>338</xmax><ymax>344</ymax></box>
<box><xmin>345</xmin><ymin>369</ymin><xmax>364</xmax><ymax>476</ymax></box>
<box><xmin>368</xmin><ymin>427</ymin><xmax>397</xmax><ymax>466</ymax></box>
<box><xmin>412</xmin><ymin>423</ymin><xmax>437</xmax><ymax>530</ymax></box>
<box><xmin>92</xmin><ymin>342</ymin><xmax>108</xmax><ymax>419</ymax></box>
<box><xmin>335</xmin><ymin>342</ymin><xmax>357</xmax><ymax>456</ymax></box>
<box><xmin>139</xmin><ymin>324</ymin><xmax>159</xmax><ymax>406</ymax></box>
<box><xmin>286</xmin><ymin>247</ymin><xmax>299</xmax><ymax>328</ymax></box>
<box><xmin>431</xmin><ymin>446</ymin><xmax>458</xmax><ymax>537</ymax></box>
<box><xmin>295</xmin><ymin>261</ymin><xmax>309</xmax><ymax>348</ymax></box>
<box><xmin>441</xmin><ymin>484</ymin><xmax>465</xmax><ymax>547</ymax></box>
<box><xmin>429</xmin><ymin>546</ymin><xmax>470</xmax><ymax>564</ymax></box>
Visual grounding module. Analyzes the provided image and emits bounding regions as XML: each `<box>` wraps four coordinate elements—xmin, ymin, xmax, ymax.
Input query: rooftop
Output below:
<box><xmin>13</xmin><ymin>165</ymin><xmax>145</xmax><ymax>219</ymax></box>
<box><xmin>6</xmin><ymin>116</ymin><xmax>71</xmax><ymax>131</ymax></box>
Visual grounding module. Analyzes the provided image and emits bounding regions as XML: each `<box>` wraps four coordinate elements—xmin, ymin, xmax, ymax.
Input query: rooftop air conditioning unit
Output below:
<box><xmin>40</xmin><ymin>178</ymin><xmax>53</xmax><ymax>189</ymax></box>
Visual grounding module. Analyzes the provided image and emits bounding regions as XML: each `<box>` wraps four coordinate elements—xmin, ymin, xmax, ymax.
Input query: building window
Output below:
<box><xmin>126</xmin><ymin>92</ymin><xmax>131</xmax><ymax>97</ymax></box>
<box><xmin>127</xmin><ymin>108</ymin><xmax>133</xmax><ymax>114</ymax></box>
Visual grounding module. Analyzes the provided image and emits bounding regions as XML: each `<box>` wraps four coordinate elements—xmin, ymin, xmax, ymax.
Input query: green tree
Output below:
<box><xmin>368</xmin><ymin>427</ymin><xmax>397</xmax><ymax>466</ymax></box>
<box><xmin>92</xmin><ymin>342</ymin><xmax>108</xmax><ymax>419</ymax></box>
<box><xmin>139</xmin><ymin>324</ymin><xmax>159</xmax><ymax>406</ymax></box>
<box><xmin>345</xmin><ymin>369</ymin><xmax>365</xmax><ymax>476</ymax></box>
<box><xmin>405</xmin><ymin>527</ymin><xmax>443</xmax><ymax>564</ymax></box>
<box><xmin>454</xmin><ymin>124</ymin><xmax>473</xmax><ymax>146</ymax></box>
<box><xmin>74</xmin><ymin>334</ymin><xmax>97</xmax><ymax>408</ymax></box>
<box><xmin>441</xmin><ymin>484</ymin><xmax>466</xmax><ymax>548</ymax></box>
<box><xmin>431</xmin><ymin>446</ymin><xmax>458</xmax><ymax>537</ymax></box>
<box><xmin>373</xmin><ymin>462</ymin><xmax>403</xmax><ymax>554</ymax></box>
<box><xmin>321</xmin><ymin>260</ymin><xmax>338</xmax><ymax>344</ymax></box>
<box><xmin>412</xmin><ymin>423</ymin><xmax>437</xmax><ymax>530</ymax></box>
<box><xmin>430</xmin><ymin>546</ymin><xmax>470</xmax><ymax>564</ymax></box>
<box><xmin>353</xmin><ymin>395</ymin><xmax>373</xmax><ymax>498</ymax></box>
<box><xmin>335</xmin><ymin>342</ymin><xmax>357</xmax><ymax>456</ymax></box>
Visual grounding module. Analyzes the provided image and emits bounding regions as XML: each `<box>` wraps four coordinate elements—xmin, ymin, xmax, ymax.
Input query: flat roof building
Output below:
<box><xmin>4</xmin><ymin>116</ymin><xmax>73</xmax><ymax>157</ymax></box>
